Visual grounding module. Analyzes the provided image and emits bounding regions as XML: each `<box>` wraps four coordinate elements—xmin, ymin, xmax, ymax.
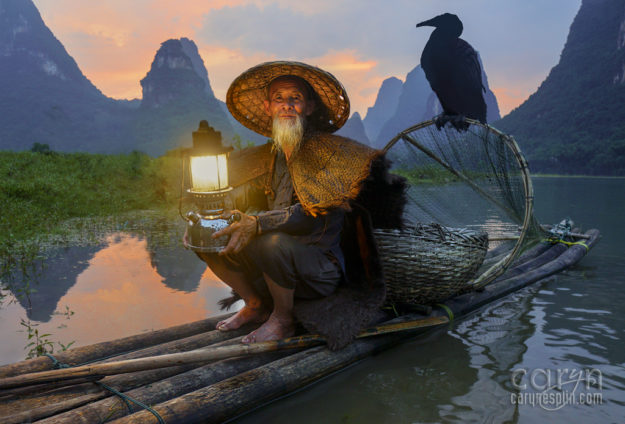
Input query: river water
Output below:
<box><xmin>1</xmin><ymin>177</ymin><xmax>624</xmax><ymax>423</ymax></box>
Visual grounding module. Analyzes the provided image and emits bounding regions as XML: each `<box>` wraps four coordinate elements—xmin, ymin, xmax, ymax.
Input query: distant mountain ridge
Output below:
<box><xmin>495</xmin><ymin>0</ymin><xmax>625</xmax><ymax>175</ymax></box>
<box><xmin>0</xmin><ymin>0</ymin><xmax>132</xmax><ymax>152</ymax></box>
<box><xmin>336</xmin><ymin>112</ymin><xmax>370</xmax><ymax>145</ymax></box>
<box><xmin>133</xmin><ymin>38</ymin><xmax>235</xmax><ymax>155</ymax></box>
<box><xmin>365</xmin><ymin>58</ymin><xmax>500</xmax><ymax>149</ymax></box>
<box><xmin>372</xmin><ymin>66</ymin><xmax>432</xmax><ymax>148</ymax></box>
<box><xmin>0</xmin><ymin>0</ymin><xmax>263</xmax><ymax>155</ymax></box>
<box><xmin>362</xmin><ymin>77</ymin><xmax>403</xmax><ymax>142</ymax></box>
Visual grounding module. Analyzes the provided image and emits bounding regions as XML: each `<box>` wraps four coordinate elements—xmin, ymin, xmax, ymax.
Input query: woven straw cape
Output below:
<box><xmin>226</xmin><ymin>61</ymin><xmax>350</xmax><ymax>137</ymax></box>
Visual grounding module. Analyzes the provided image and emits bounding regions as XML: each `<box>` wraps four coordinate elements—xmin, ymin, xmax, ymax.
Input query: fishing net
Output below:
<box><xmin>382</xmin><ymin>119</ymin><xmax>544</xmax><ymax>291</ymax></box>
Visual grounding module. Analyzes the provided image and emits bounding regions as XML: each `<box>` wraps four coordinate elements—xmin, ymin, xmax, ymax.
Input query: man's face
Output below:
<box><xmin>263</xmin><ymin>77</ymin><xmax>315</xmax><ymax>155</ymax></box>
<box><xmin>263</xmin><ymin>77</ymin><xmax>315</xmax><ymax>121</ymax></box>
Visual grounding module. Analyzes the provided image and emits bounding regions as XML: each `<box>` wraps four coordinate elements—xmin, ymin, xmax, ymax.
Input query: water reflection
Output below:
<box><xmin>147</xmin><ymin>245</ymin><xmax>206</xmax><ymax>292</ymax></box>
<box><xmin>442</xmin><ymin>287</ymin><xmax>538</xmax><ymax>423</ymax></box>
<box><xmin>0</xmin><ymin>233</ymin><xmax>230</xmax><ymax>365</ymax></box>
<box><xmin>142</xmin><ymin>223</ymin><xmax>208</xmax><ymax>292</ymax></box>
<box><xmin>513</xmin><ymin>267</ymin><xmax>625</xmax><ymax>421</ymax></box>
<box><xmin>7</xmin><ymin>245</ymin><xmax>101</xmax><ymax>322</ymax></box>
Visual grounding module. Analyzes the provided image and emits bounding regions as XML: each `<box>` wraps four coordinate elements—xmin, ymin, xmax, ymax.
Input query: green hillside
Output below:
<box><xmin>495</xmin><ymin>0</ymin><xmax>625</xmax><ymax>175</ymax></box>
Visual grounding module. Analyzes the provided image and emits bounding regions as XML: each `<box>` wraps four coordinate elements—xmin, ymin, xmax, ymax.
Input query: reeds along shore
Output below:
<box><xmin>0</xmin><ymin>229</ymin><xmax>600</xmax><ymax>424</ymax></box>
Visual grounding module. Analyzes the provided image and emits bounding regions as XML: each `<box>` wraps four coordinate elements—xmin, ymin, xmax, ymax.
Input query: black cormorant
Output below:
<box><xmin>416</xmin><ymin>13</ymin><xmax>486</xmax><ymax>130</ymax></box>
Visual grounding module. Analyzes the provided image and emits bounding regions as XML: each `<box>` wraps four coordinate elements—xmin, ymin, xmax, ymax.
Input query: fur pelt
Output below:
<box><xmin>356</xmin><ymin>156</ymin><xmax>408</xmax><ymax>229</ymax></box>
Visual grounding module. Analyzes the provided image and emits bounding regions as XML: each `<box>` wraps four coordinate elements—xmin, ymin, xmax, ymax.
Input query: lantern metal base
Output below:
<box><xmin>184</xmin><ymin>211</ymin><xmax>231</xmax><ymax>253</ymax></box>
<box><xmin>187</xmin><ymin>188</ymin><xmax>232</xmax><ymax>213</ymax></box>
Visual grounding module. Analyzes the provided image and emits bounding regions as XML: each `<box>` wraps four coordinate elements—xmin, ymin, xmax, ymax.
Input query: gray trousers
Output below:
<box><xmin>213</xmin><ymin>233</ymin><xmax>342</xmax><ymax>301</ymax></box>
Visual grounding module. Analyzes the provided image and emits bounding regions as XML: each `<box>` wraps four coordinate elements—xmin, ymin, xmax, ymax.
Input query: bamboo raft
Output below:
<box><xmin>0</xmin><ymin>228</ymin><xmax>600</xmax><ymax>424</ymax></box>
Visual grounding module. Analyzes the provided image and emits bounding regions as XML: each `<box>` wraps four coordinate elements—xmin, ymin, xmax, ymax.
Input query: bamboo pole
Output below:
<box><xmin>0</xmin><ymin>328</ymin><xmax>254</xmax><ymax>419</ymax></box>
<box><xmin>497</xmin><ymin>229</ymin><xmax>600</xmax><ymax>286</ymax></box>
<box><xmin>512</xmin><ymin>240</ymin><xmax>553</xmax><ymax>265</ymax></box>
<box><xmin>0</xmin><ymin>313</ymin><xmax>234</xmax><ymax>378</ymax></box>
<box><xmin>495</xmin><ymin>243</ymin><xmax>568</xmax><ymax>281</ymax></box>
<box><xmin>0</xmin><ymin>376</ymin><xmax>101</xmax><ymax>398</ymax></box>
<box><xmin>0</xmin><ymin>317</ymin><xmax>448</xmax><ymax>391</ymax></box>
<box><xmin>108</xmin><ymin>331</ymin><xmax>436</xmax><ymax>424</ymax></box>
<box><xmin>6</xmin><ymin>351</ymin><xmax>293</xmax><ymax>424</ymax></box>
<box><xmin>96</xmin><ymin>321</ymin><xmax>251</xmax><ymax>363</ymax></box>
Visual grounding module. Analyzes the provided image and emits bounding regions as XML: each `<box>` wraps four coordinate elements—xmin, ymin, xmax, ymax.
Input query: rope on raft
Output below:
<box><xmin>543</xmin><ymin>218</ymin><xmax>589</xmax><ymax>251</ymax></box>
<box><xmin>43</xmin><ymin>353</ymin><xmax>166</xmax><ymax>424</ymax></box>
<box><xmin>544</xmin><ymin>237</ymin><xmax>590</xmax><ymax>252</ymax></box>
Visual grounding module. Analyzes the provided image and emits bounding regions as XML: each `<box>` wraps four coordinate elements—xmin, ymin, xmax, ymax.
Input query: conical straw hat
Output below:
<box><xmin>226</xmin><ymin>61</ymin><xmax>350</xmax><ymax>137</ymax></box>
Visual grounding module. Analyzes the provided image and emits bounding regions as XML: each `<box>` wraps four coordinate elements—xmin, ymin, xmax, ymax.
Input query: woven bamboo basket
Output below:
<box><xmin>374</xmin><ymin>223</ymin><xmax>489</xmax><ymax>305</ymax></box>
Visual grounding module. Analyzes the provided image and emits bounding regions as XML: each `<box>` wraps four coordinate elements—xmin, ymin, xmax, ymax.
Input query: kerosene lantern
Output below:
<box><xmin>182</xmin><ymin>120</ymin><xmax>234</xmax><ymax>252</ymax></box>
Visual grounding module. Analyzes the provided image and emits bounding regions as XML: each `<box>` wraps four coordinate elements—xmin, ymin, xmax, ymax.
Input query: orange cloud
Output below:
<box><xmin>305</xmin><ymin>50</ymin><xmax>384</xmax><ymax>117</ymax></box>
<box><xmin>199</xmin><ymin>45</ymin><xmax>276</xmax><ymax>102</ymax></box>
<box><xmin>199</xmin><ymin>46</ymin><xmax>382</xmax><ymax>116</ymax></box>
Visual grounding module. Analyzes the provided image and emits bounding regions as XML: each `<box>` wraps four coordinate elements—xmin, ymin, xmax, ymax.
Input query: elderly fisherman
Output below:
<box><xmin>186</xmin><ymin>61</ymin><xmax>405</xmax><ymax>349</ymax></box>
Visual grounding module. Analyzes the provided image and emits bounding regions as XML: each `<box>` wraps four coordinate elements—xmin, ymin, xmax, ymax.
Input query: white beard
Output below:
<box><xmin>271</xmin><ymin>114</ymin><xmax>304</xmax><ymax>154</ymax></box>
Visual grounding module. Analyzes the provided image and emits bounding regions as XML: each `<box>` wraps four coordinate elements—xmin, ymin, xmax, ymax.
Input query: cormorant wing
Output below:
<box><xmin>456</xmin><ymin>39</ymin><xmax>484</xmax><ymax>91</ymax></box>
<box><xmin>447</xmin><ymin>38</ymin><xmax>487</xmax><ymax>122</ymax></box>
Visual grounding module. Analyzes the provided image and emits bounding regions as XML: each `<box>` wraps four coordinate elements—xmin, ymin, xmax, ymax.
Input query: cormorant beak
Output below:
<box><xmin>416</xmin><ymin>18</ymin><xmax>436</xmax><ymax>28</ymax></box>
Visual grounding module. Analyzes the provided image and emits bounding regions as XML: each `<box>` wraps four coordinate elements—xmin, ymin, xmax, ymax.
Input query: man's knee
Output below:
<box><xmin>195</xmin><ymin>251</ymin><xmax>213</xmax><ymax>265</ymax></box>
<box><xmin>195</xmin><ymin>251</ymin><xmax>243</xmax><ymax>275</ymax></box>
<box><xmin>247</xmin><ymin>233</ymin><xmax>300</xmax><ymax>263</ymax></box>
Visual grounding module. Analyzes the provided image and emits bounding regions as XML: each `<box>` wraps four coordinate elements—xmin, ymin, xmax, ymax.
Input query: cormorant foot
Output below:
<box><xmin>450</xmin><ymin>114</ymin><xmax>469</xmax><ymax>132</ymax></box>
<box><xmin>433</xmin><ymin>113</ymin><xmax>451</xmax><ymax>130</ymax></box>
<box><xmin>434</xmin><ymin>114</ymin><xmax>469</xmax><ymax>132</ymax></box>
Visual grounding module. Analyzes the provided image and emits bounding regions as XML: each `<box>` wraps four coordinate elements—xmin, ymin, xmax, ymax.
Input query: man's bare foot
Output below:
<box><xmin>216</xmin><ymin>305</ymin><xmax>269</xmax><ymax>332</ymax></box>
<box><xmin>241</xmin><ymin>312</ymin><xmax>295</xmax><ymax>343</ymax></box>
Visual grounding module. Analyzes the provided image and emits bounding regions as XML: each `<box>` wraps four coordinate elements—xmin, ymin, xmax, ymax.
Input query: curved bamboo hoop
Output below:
<box><xmin>382</xmin><ymin>118</ymin><xmax>535</xmax><ymax>290</ymax></box>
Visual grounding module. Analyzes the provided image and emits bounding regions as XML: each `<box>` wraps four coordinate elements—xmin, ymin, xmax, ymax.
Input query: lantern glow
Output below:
<box><xmin>190</xmin><ymin>153</ymin><xmax>229</xmax><ymax>192</ymax></box>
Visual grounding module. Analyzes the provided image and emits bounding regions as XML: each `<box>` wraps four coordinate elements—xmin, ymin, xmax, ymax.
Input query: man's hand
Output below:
<box><xmin>214</xmin><ymin>210</ymin><xmax>258</xmax><ymax>255</ymax></box>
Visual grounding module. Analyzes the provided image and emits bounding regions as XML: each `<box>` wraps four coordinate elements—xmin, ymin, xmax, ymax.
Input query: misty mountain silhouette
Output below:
<box><xmin>0</xmin><ymin>0</ymin><xmax>262</xmax><ymax>155</ymax></box>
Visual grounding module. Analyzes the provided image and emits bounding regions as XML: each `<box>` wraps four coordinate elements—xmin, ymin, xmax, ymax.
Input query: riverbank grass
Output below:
<box><xmin>0</xmin><ymin>149</ymin><xmax>182</xmax><ymax>278</ymax></box>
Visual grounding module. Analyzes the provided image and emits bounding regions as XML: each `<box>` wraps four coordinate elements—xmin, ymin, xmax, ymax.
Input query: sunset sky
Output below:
<box><xmin>32</xmin><ymin>0</ymin><xmax>581</xmax><ymax>117</ymax></box>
